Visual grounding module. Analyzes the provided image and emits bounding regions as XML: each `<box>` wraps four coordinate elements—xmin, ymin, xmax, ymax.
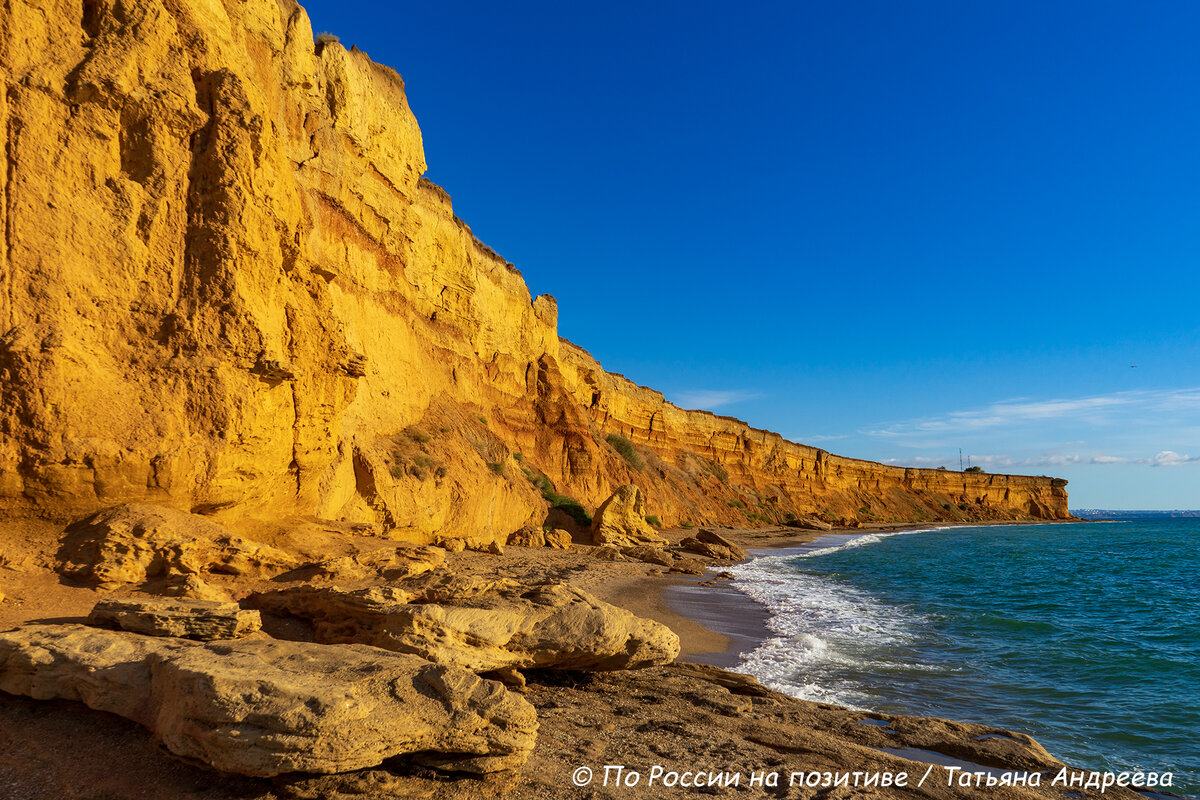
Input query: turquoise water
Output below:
<box><xmin>729</xmin><ymin>520</ymin><xmax>1200</xmax><ymax>795</ymax></box>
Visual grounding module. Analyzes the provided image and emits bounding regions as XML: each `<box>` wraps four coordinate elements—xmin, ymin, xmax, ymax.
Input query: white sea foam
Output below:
<box><xmin>796</xmin><ymin>526</ymin><xmax>944</xmax><ymax>559</ymax></box>
<box><xmin>725</xmin><ymin>530</ymin><xmax>939</xmax><ymax>707</ymax></box>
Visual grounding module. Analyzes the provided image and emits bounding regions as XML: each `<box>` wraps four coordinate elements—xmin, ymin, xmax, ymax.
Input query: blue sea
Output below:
<box><xmin>727</xmin><ymin>518</ymin><xmax>1200</xmax><ymax>796</ymax></box>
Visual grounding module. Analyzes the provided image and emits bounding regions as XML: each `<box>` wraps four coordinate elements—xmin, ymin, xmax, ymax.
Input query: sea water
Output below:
<box><xmin>727</xmin><ymin>518</ymin><xmax>1200</xmax><ymax>795</ymax></box>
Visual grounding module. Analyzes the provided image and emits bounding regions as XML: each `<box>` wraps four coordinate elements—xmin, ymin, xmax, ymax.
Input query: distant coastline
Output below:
<box><xmin>1072</xmin><ymin>509</ymin><xmax>1200</xmax><ymax>519</ymax></box>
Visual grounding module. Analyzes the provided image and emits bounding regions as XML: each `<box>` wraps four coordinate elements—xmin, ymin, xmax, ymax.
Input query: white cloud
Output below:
<box><xmin>670</xmin><ymin>389</ymin><xmax>760</xmax><ymax>410</ymax></box>
<box><xmin>1147</xmin><ymin>450</ymin><xmax>1199</xmax><ymax>467</ymax></box>
<box><xmin>790</xmin><ymin>433</ymin><xmax>847</xmax><ymax>443</ymax></box>
<box><xmin>863</xmin><ymin>387</ymin><xmax>1200</xmax><ymax>439</ymax></box>
<box><xmin>884</xmin><ymin>451</ymin><xmax>1199</xmax><ymax>469</ymax></box>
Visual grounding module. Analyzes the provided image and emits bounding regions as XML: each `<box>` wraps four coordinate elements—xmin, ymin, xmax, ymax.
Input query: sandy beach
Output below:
<box><xmin>3</xmin><ymin>516</ymin><xmax>1149</xmax><ymax>800</ymax></box>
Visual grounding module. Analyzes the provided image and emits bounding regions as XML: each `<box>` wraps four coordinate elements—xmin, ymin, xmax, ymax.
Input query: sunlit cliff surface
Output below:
<box><xmin>0</xmin><ymin>0</ymin><xmax>1070</xmax><ymax>540</ymax></box>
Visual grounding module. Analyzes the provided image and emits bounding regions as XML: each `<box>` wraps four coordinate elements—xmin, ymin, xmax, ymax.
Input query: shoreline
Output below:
<box><xmin>655</xmin><ymin>520</ymin><xmax>1072</xmax><ymax>669</ymax></box>
<box><xmin>7</xmin><ymin>514</ymin><xmax>1158</xmax><ymax>800</ymax></box>
<box><xmin>640</xmin><ymin>519</ymin><xmax>1195</xmax><ymax>799</ymax></box>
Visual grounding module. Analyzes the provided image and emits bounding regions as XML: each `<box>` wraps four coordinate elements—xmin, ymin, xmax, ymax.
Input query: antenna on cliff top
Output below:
<box><xmin>959</xmin><ymin>448</ymin><xmax>963</xmax><ymax>471</ymax></box>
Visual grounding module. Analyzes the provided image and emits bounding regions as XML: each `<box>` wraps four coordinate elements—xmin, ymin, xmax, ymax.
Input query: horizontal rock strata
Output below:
<box><xmin>87</xmin><ymin>597</ymin><xmax>261</xmax><ymax>640</ymax></box>
<box><xmin>246</xmin><ymin>574</ymin><xmax>681</xmax><ymax>672</ymax></box>
<box><xmin>0</xmin><ymin>0</ymin><xmax>1070</xmax><ymax>541</ymax></box>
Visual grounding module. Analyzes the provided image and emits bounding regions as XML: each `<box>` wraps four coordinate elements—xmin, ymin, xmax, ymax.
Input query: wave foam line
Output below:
<box><xmin>725</xmin><ymin>531</ymin><xmax>938</xmax><ymax>706</ymax></box>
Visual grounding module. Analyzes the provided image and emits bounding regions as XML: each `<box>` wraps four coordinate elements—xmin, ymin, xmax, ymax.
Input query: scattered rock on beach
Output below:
<box><xmin>246</xmin><ymin>574</ymin><xmax>680</xmax><ymax>672</ymax></box>
<box><xmin>786</xmin><ymin>516</ymin><xmax>833</xmax><ymax>531</ymax></box>
<box><xmin>696</xmin><ymin>529</ymin><xmax>747</xmax><ymax>560</ymax></box>
<box><xmin>287</xmin><ymin>544</ymin><xmax>445</xmax><ymax>582</ymax></box>
<box><xmin>0</xmin><ymin>624</ymin><xmax>537</xmax><ymax>776</ymax></box>
<box><xmin>590</xmin><ymin>485</ymin><xmax>669</xmax><ymax>548</ymax></box>
<box><xmin>57</xmin><ymin>505</ymin><xmax>296</xmax><ymax>590</ymax></box>
<box><xmin>87</xmin><ymin>598</ymin><xmax>262</xmax><ymax>640</ymax></box>
<box><xmin>468</xmin><ymin>540</ymin><xmax>505</xmax><ymax>556</ymax></box>
<box><xmin>161</xmin><ymin>574</ymin><xmax>232</xmax><ymax>602</ymax></box>
<box><xmin>437</xmin><ymin>537</ymin><xmax>467</xmax><ymax>552</ymax></box>
<box><xmin>543</xmin><ymin>529</ymin><xmax>573</xmax><ymax>549</ymax></box>
<box><xmin>507</xmin><ymin>526</ymin><xmax>545</xmax><ymax>547</ymax></box>
<box><xmin>622</xmin><ymin>545</ymin><xmax>675</xmax><ymax>567</ymax></box>
<box><xmin>678</xmin><ymin>537</ymin><xmax>739</xmax><ymax>561</ymax></box>
<box><xmin>508</xmin><ymin>527</ymin><xmax>573</xmax><ymax>549</ymax></box>
<box><xmin>591</xmin><ymin>544</ymin><xmax>630</xmax><ymax>561</ymax></box>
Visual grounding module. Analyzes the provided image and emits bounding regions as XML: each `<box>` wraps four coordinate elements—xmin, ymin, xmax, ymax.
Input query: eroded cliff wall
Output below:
<box><xmin>0</xmin><ymin>0</ymin><xmax>1070</xmax><ymax>539</ymax></box>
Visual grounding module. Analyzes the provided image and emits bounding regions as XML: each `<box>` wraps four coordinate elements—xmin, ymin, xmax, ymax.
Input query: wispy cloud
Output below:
<box><xmin>1145</xmin><ymin>450</ymin><xmax>1200</xmax><ymax>467</ymax></box>
<box><xmin>884</xmin><ymin>451</ymin><xmax>1200</xmax><ymax>469</ymax></box>
<box><xmin>791</xmin><ymin>433</ymin><xmax>847</xmax><ymax>443</ymax></box>
<box><xmin>863</xmin><ymin>388</ymin><xmax>1200</xmax><ymax>439</ymax></box>
<box><xmin>670</xmin><ymin>389</ymin><xmax>760</xmax><ymax>410</ymax></box>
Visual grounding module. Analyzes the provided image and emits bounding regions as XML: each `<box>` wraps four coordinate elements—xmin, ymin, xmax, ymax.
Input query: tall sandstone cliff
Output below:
<box><xmin>0</xmin><ymin>0</ymin><xmax>1070</xmax><ymax>541</ymax></box>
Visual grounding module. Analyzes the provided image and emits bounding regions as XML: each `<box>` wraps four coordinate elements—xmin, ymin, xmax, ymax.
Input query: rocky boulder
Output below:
<box><xmin>591</xmin><ymin>544</ymin><xmax>630</xmax><ymax>562</ymax></box>
<box><xmin>679</xmin><ymin>528</ymin><xmax>747</xmax><ymax>561</ymax></box>
<box><xmin>696</xmin><ymin>529</ymin><xmax>747</xmax><ymax>560</ymax></box>
<box><xmin>590</xmin><ymin>485</ymin><xmax>668</xmax><ymax>548</ymax></box>
<box><xmin>543</xmin><ymin>528</ymin><xmax>573</xmax><ymax>549</ymax></box>
<box><xmin>87</xmin><ymin>598</ymin><xmax>262</xmax><ymax>640</ymax></box>
<box><xmin>786</xmin><ymin>516</ymin><xmax>833</xmax><ymax>531</ymax></box>
<box><xmin>436</xmin><ymin>537</ymin><xmax>467</xmax><ymax>553</ymax></box>
<box><xmin>286</xmin><ymin>545</ymin><xmax>445</xmax><ymax>582</ymax></box>
<box><xmin>0</xmin><ymin>625</ymin><xmax>537</xmax><ymax>776</ymax></box>
<box><xmin>160</xmin><ymin>574</ymin><xmax>233</xmax><ymax>602</ymax></box>
<box><xmin>508</xmin><ymin>527</ymin><xmax>573</xmax><ymax>549</ymax></box>
<box><xmin>507</xmin><ymin>526</ymin><xmax>545</xmax><ymax>548</ymax></box>
<box><xmin>622</xmin><ymin>545</ymin><xmax>675</xmax><ymax>567</ymax></box>
<box><xmin>57</xmin><ymin>505</ymin><xmax>296</xmax><ymax>590</ymax></box>
<box><xmin>246</xmin><ymin>574</ymin><xmax>680</xmax><ymax>673</ymax></box>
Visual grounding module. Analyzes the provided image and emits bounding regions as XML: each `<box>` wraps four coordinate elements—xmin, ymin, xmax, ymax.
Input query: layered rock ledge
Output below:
<box><xmin>246</xmin><ymin>574</ymin><xmax>681</xmax><ymax>672</ymax></box>
<box><xmin>0</xmin><ymin>624</ymin><xmax>537</xmax><ymax>776</ymax></box>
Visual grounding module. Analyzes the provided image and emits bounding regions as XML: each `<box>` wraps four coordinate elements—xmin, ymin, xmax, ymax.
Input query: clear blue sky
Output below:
<box><xmin>300</xmin><ymin>1</ymin><xmax>1200</xmax><ymax>509</ymax></box>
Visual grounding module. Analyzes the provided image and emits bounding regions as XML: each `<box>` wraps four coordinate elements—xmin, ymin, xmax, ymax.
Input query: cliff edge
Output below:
<box><xmin>0</xmin><ymin>0</ymin><xmax>1070</xmax><ymax>540</ymax></box>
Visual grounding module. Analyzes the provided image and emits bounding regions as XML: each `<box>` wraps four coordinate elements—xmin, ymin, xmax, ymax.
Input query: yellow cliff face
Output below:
<box><xmin>0</xmin><ymin>0</ymin><xmax>1071</xmax><ymax>539</ymax></box>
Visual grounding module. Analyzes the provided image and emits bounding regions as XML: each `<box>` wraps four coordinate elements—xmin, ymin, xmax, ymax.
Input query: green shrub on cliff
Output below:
<box><xmin>645</xmin><ymin>515</ymin><xmax>661</xmax><ymax>527</ymax></box>
<box><xmin>965</xmin><ymin>465</ymin><xmax>984</xmax><ymax>473</ymax></box>
<box><xmin>521</xmin><ymin>466</ymin><xmax>592</xmax><ymax>527</ymax></box>
<box><xmin>605</xmin><ymin>433</ymin><xmax>644</xmax><ymax>471</ymax></box>
<box><xmin>550</xmin><ymin>495</ymin><xmax>591</xmax><ymax>527</ymax></box>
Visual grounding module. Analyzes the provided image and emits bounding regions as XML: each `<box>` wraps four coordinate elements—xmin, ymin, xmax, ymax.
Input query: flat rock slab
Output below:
<box><xmin>0</xmin><ymin>625</ymin><xmax>537</xmax><ymax>776</ymax></box>
<box><xmin>247</xmin><ymin>574</ymin><xmax>680</xmax><ymax>673</ymax></box>
<box><xmin>87</xmin><ymin>597</ymin><xmax>262</xmax><ymax>640</ymax></box>
<box><xmin>282</xmin><ymin>545</ymin><xmax>446</xmax><ymax>583</ymax></box>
